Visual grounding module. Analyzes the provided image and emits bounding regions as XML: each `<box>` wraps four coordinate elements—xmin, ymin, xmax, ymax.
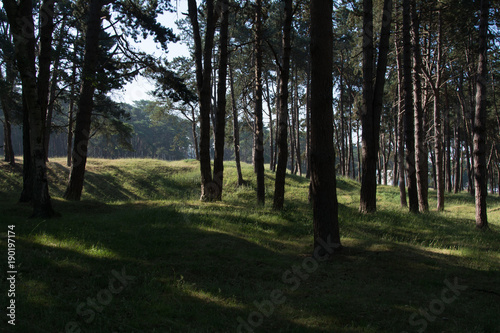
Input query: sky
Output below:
<box><xmin>111</xmin><ymin>2</ymin><xmax>190</xmax><ymax>105</ymax></box>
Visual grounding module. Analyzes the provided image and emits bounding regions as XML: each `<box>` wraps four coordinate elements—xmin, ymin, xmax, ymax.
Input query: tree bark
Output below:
<box><xmin>188</xmin><ymin>0</ymin><xmax>217</xmax><ymax>201</ymax></box>
<box><xmin>289</xmin><ymin>103</ymin><xmax>295</xmax><ymax>174</ymax></box>
<box><xmin>444</xmin><ymin>85</ymin><xmax>452</xmax><ymax>193</ymax></box>
<box><xmin>434</xmin><ymin>10</ymin><xmax>444</xmax><ymax>211</ymax></box>
<box><xmin>403</xmin><ymin>0</ymin><xmax>418</xmax><ymax>213</ymax></box>
<box><xmin>453</xmin><ymin>118</ymin><xmax>461</xmax><ymax>193</ymax></box>
<box><xmin>310</xmin><ymin>0</ymin><xmax>341</xmax><ymax>254</ymax></box>
<box><xmin>305</xmin><ymin>67</ymin><xmax>311</xmax><ymax>179</ymax></box>
<box><xmin>213</xmin><ymin>0</ymin><xmax>229</xmax><ymax>201</ymax></box>
<box><xmin>64</xmin><ymin>0</ymin><xmax>104</xmax><ymax>201</ymax></box>
<box><xmin>254</xmin><ymin>0</ymin><xmax>265</xmax><ymax>204</ymax></box>
<box><xmin>395</xmin><ymin>18</ymin><xmax>407</xmax><ymax>207</ymax></box>
<box><xmin>411</xmin><ymin>0</ymin><xmax>428</xmax><ymax>212</ymax></box>
<box><xmin>0</xmin><ymin>67</ymin><xmax>15</xmax><ymax>165</ymax></box>
<box><xmin>4</xmin><ymin>0</ymin><xmax>55</xmax><ymax>217</ymax></box>
<box><xmin>44</xmin><ymin>17</ymin><xmax>66</xmax><ymax>161</ymax></box>
<box><xmin>392</xmin><ymin>106</ymin><xmax>398</xmax><ymax>187</ymax></box>
<box><xmin>340</xmin><ymin>56</ymin><xmax>346</xmax><ymax>177</ymax></box>
<box><xmin>266</xmin><ymin>77</ymin><xmax>274</xmax><ymax>171</ymax></box>
<box><xmin>19</xmin><ymin>97</ymin><xmax>33</xmax><ymax>202</ymax></box>
<box><xmin>473</xmin><ymin>0</ymin><xmax>489</xmax><ymax>229</ymax></box>
<box><xmin>191</xmin><ymin>105</ymin><xmax>199</xmax><ymax>160</ymax></box>
<box><xmin>229</xmin><ymin>64</ymin><xmax>244</xmax><ymax>186</ymax></box>
<box><xmin>294</xmin><ymin>74</ymin><xmax>302</xmax><ymax>176</ymax></box>
<box><xmin>359</xmin><ymin>0</ymin><xmax>392</xmax><ymax>213</ymax></box>
<box><xmin>273</xmin><ymin>0</ymin><xmax>292</xmax><ymax>210</ymax></box>
<box><xmin>67</xmin><ymin>38</ymin><xmax>78</xmax><ymax>167</ymax></box>
<box><xmin>38</xmin><ymin>0</ymin><xmax>55</xmax><ymax>161</ymax></box>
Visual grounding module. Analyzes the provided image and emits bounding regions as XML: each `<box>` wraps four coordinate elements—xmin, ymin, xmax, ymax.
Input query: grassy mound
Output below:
<box><xmin>0</xmin><ymin>158</ymin><xmax>499</xmax><ymax>332</ymax></box>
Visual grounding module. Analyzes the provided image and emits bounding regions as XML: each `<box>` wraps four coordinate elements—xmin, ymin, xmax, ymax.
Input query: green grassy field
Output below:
<box><xmin>0</xmin><ymin>157</ymin><xmax>499</xmax><ymax>333</ymax></box>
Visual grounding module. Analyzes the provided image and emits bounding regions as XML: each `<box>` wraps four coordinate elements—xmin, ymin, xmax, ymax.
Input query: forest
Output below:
<box><xmin>0</xmin><ymin>0</ymin><xmax>499</xmax><ymax>332</ymax></box>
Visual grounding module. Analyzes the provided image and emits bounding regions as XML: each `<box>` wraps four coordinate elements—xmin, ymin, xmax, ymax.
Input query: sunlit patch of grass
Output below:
<box><xmin>32</xmin><ymin>233</ymin><xmax>119</xmax><ymax>259</ymax></box>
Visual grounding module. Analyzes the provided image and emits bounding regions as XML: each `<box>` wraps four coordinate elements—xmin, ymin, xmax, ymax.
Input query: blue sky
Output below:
<box><xmin>112</xmin><ymin>1</ymin><xmax>190</xmax><ymax>105</ymax></box>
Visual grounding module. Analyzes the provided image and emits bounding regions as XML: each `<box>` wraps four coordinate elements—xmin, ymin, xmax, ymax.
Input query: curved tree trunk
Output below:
<box><xmin>64</xmin><ymin>0</ymin><xmax>104</xmax><ymax>201</ymax></box>
<box><xmin>359</xmin><ymin>0</ymin><xmax>392</xmax><ymax>213</ymax></box>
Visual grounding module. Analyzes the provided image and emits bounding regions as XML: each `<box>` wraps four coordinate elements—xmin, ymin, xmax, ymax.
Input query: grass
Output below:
<box><xmin>0</xmin><ymin>157</ymin><xmax>499</xmax><ymax>333</ymax></box>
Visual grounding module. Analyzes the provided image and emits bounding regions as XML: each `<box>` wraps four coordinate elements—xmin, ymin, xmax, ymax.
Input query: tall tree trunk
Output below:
<box><xmin>305</xmin><ymin>68</ymin><xmax>311</xmax><ymax>179</ymax></box>
<box><xmin>191</xmin><ymin>105</ymin><xmax>199</xmax><ymax>161</ymax></box>
<box><xmin>403</xmin><ymin>0</ymin><xmax>418</xmax><ymax>213</ymax></box>
<box><xmin>64</xmin><ymin>0</ymin><xmax>104</xmax><ymax>201</ymax></box>
<box><xmin>434</xmin><ymin>10</ymin><xmax>444</xmax><ymax>211</ymax></box>
<box><xmin>453</xmin><ymin>119</ymin><xmax>461</xmax><ymax>193</ymax></box>
<box><xmin>4</xmin><ymin>0</ymin><xmax>55</xmax><ymax>217</ymax></box>
<box><xmin>384</xmin><ymin>127</ymin><xmax>392</xmax><ymax>185</ymax></box>
<box><xmin>458</xmin><ymin>72</ymin><xmax>474</xmax><ymax>194</ymax></box>
<box><xmin>359</xmin><ymin>0</ymin><xmax>392</xmax><ymax>213</ymax></box>
<box><xmin>213</xmin><ymin>0</ymin><xmax>229</xmax><ymax>201</ymax></box>
<box><xmin>360</xmin><ymin>0</ymin><xmax>375</xmax><ymax>212</ymax></box>
<box><xmin>0</xmin><ymin>74</ymin><xmax>15</xmax><ymax>165</ymax></box>
<box><xmin>254</xmin><ymin>0</ymin><xmax>265</xmax><ymax>204</ymax></box>
<box><xmin>273</xmin><ymin>0</ymin><xmax>292</xmax><ymax>210</ymax></box>
<box><xmin>66</xmin><ymin>39</ymin><xmax>78</xmax><ymax>167</ymax></box>
<box><xmin>44</xmin><ymin>18</ymin><xmax>66</xmax><ymax>161</ymax></box>
<box><xmin>37</xmin><ymin>0</ymin><xmax>55</xmax><ymax>161</ymax></box>
<box><xmin>411</xmin><ymin>0</ymin><xmax>428</xmax><ymax>212</ymax></box>
<box><xmin>273</xmin><ymin>67</ymin><xmax>280</xmax><ymax>172</ymax></box>
<box><xmin>19</xmin><ymin>98</ymin><xmax>33</xmax><ymax>202</ymax></box>
<box><xmin>444</xmin><ymin>85</ymin><xmax>452</xmax><ymax>193</ymax></box>
<box><xmin>392</xmin><ymin>107</ymin><xmax>398</xmax><ymax>186</ymax></box>
<box><xmin>289</xmin><ymin>104</ymin><xmax>295</xmax><ymax>174</ymax></box>
<box><xmin>294</xmin><ymin>72</ymin><xmax>302</xmax><ymax>176</ymax></box>
<box><xmin>2</xmin><ymin>118</ymin><xmax>14</xmax><ymax>164</ymax></box>
<box><xmin>188</xmin><ymin>0</ymin><xmax>217</xmax><ymax>201</ymax></box>
<box><xmin>349</xmin><ymin>85</ymin><xmax>355</xmax><ymax>179</ymax></box>
<box><xmin>229</xmin><ymin>65</ymin><xmax>244</xmax><ymax>186</ymax></box>
<box><xmin>340</xmin><ymin>56</ymin><xmax>346</xmax><ymax>177</ymax></box>
<box><xmin>430</xmin><ymin>142</ymin><xmax>437</xmax><ymax>189</ymax></box>
<box><xmin>266</xmin><ymin>77</ymin><xmax>274</xmax><ymax>171</ymax></box>
<box><xmin>465</xmin><ymin>116</ymin><xmax>473</xmax><ymax>194</ymax></box>
<box><xmin>473</xmin><ymin>0</ymin><xmax>489</xmax><ymax>229</ymax></box>
<box><xmin>395</xmin><ymin>19</ymin><xmax>407</xmax><ymax>206</ymax></box>
<box><xmin>357</xmin><ymin>119</ymin><xmax>362</xmax><ymax>183</ymax></box>
<box><xmin>310</xmin><ymin>0</ymin><xmax>341</xmax><ymax>254</ymax></box>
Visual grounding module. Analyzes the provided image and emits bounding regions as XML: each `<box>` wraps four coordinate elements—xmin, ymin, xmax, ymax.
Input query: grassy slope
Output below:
<box><xmin>0</xmin><ymin>157</ymin><xmax>499</xmax><ymax>333</ymax></box>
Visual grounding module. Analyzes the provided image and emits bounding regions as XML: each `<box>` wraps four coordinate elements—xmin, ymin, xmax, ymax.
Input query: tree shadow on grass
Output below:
<box><xmin>2</xmin><ymin>199</ymin><xmax>498</xmax><ymax>332</ymax></box>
